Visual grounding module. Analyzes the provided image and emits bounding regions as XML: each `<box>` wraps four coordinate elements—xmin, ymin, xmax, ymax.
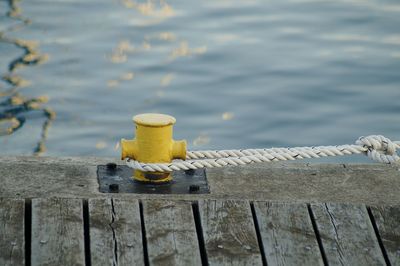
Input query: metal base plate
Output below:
<box><xmin>97</xmin><ymin>164</ymin><xmax>209</xmax><ymax>194</ymax></box>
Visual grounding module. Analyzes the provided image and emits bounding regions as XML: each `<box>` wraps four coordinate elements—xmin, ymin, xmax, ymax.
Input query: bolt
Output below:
<box><xmin>109</xmin><ymin>183</ymin><xmax>119</xmax><ymax>193</ymax></box>
<box><xmin>189</xmin><ymin>184</ymin><xmax>200</xmax><ymax>193</ymax></box>
<box><xmin>106</xmin><ymin>162</ymin><xmax>117</xmax><ymax>171</ymax></box>
<box><xmin>185</xmin><ymin>169</ymin><xmax>195</xmax><ymax>175</ymax></box>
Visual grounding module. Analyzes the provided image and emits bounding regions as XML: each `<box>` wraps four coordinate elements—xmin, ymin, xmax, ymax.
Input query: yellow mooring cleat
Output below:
<box><xmin>121</xmin><ymin>113</ymin><xmax>186</xmax><ymax>183</ymax></box>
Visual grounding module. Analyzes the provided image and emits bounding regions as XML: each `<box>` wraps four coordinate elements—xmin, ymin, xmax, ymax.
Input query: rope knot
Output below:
<box><xmin>356</xmin><ymin>135</ymin><xmax>399</xmax><ymax>164</ymax></box>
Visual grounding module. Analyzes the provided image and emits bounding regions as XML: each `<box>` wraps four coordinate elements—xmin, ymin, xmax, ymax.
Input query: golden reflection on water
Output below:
<box><xmin>1</xmin><ymin>74</ymin><xmax>31</xmax><ymax>90</ymax></box>
<box><xmin>0</xmin><ymin>94</ymin><xmax>56</xmax><ymax>155</ymax></box>
<box><xmin>7</xmin><ymin>0</ymin><xmax>25</xmax><ymax>21</ymax></box>
<box><xmin>222</xmin><ymin>112</ymin><xmax>234</xmax><ymax>121</ymax></box>
<box><xmin>116</xmin><ymin>0</ymin><xmax>208</xmax><ymax>64</ymax></box>
<box><xmin>95</xmin><ymin>141</ymin><xmax>108</xmax><ymax>150</ymax></box>
<box><xmin>108</xmin><ymin>37</ymin><xmax>207</xmax><ymax>66</ymax></box>
<box><xmin>11</xmin><ymin>39</ymin><xmax>49</xmax><ymax>70</ymax></box>
<box><xmin>107</xmin><ymin>79</ymin><xmax>119</xmax><ymax>88</ymax></box>
<box><xmin>121</xmin><ymin>72</ymin><xmax>135</xmax><ymax>80</ymax></box>
<box><xmin>105</xmin><ymin>0</ymin><xmax>207</xmax><ymax>110</ymax></box>
<box><xmin>108</xmin><ymin>40</ymin><xmax>133</xmax><ymax>63</ymax></box>
<box><xmin>108</xmin><ymin>40</ymin><xmax>152</xmax><ymax>63</ymax></box>
<box><xmin>160</xmin><ymin>73</ymin><xmax>174</xmax><ymax>87</ymax></box>
<box><xmin>0</xmin><ymin>0</ymin><xmax>55</xmax><ymax>155</ymax></box>
<box><xmin>0</xmin><ymin>117</ymin><xmax>20</xmax><ymax>136</ymax></box>
<box><xmin>107</xmin><ymin>72</ymin><xmax>136</xmax><ymax>89</ymax></box>
<box><xmin>121</xmin><ymin>0</ymin><xmax>175</xmax><ymax>18</ymax></box>
<box><xmin>169</xmin><ymin>42</ymin><xmax>207</xmax><ymax>60</ymax></box>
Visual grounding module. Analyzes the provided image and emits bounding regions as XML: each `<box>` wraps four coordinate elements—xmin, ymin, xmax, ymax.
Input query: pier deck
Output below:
<box><xmin>0</xmin><ymin>157</ymin><xmax>399</xmax><ymax>265</ymax></box>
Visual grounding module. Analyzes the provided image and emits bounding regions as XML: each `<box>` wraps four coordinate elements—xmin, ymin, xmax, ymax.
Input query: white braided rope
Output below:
<box><xmin>126</xmin><ymin>135</ymin><xmax>400</xmax><ymax>172</ymax></box>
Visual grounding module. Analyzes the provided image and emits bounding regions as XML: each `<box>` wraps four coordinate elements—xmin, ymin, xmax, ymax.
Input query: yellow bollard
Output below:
<box><xmin>120</xmin><ymin>113</ymin><xmax>186</xmax><ymax>183</ymax></box>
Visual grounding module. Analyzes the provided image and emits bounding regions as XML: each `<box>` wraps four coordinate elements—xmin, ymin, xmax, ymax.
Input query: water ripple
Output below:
<box><xmin>0</xmin><ymin>0</ymin><xmax>55</xmax><ymax>155</ymax></box>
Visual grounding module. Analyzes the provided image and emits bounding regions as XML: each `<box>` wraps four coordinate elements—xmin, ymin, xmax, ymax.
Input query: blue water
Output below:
<box><xmin>1</xmin><ymin>0</ymin><xmax>399</xmax><ymax>162</ymax></box>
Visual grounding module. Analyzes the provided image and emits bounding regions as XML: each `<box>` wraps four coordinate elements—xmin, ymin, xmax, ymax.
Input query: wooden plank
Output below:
<box><xmin>142</xmin><ymin>200</ymin><xmax>201</xmax><ymax>265</ymax></box>
<box><xmin>31</xmin><ymin>198</ymin><xmax>85</xmax><ymax>266</ymax></box>
<box><xmin>0</xmin><ymin>199</ymin><xmax>25</xmax><ymax>266</ymax></box>
<box><xmin>199</xmin><ymin>200</ymin><xmax>262</xmax><ymax>265</ymax></box>
<box><xmin>253</xmin><ymin>202</ymin><xmax>324</xmax><ymax>265</ymax></box>
<box><xmin>311</xmin><ymin>203</ymin><xmax>385</xmax><ymax>265</ymax></box>
<box><xmin>89</xmin><ymin>198</ymin><xmax>144</xmax><ymax>265</ymax></box>
<box><xmin>370</xmin><ymin>205</ymin><xmax>400</xmax><ymax>265</ymax></box>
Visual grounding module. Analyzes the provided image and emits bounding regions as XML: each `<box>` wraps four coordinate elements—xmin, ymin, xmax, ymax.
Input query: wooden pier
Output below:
<box><xmin>0</xmin><ymin>156</ymin><xmax>400</xmax><ymax>265</ymax></box>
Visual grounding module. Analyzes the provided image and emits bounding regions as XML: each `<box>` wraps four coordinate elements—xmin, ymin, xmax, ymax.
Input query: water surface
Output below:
<box><xmin>1</xmin><ymin>0</ymin><xmax>399</xmax><ymax>163</ymax></box>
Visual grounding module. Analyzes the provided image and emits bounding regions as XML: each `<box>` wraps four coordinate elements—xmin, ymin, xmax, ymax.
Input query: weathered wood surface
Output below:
<box><xmin>31</xmin><ymin>198</ymin><xmax>85</xmax><ymax>266</ymax></box>
<box><xmin>89</xmin><ymin>198</ymin><xmax>144</xmax><ymax>266</ymax></box>
<box><xmin>311</xmin><ymin>203</ymin><xmax>385</xmax><ymax>265</ymax></box>
<box><xmin>142</xmin><ymin>200</ymin><xmax>202</xmax><ymax>265</ymax></box>
<box><xmin>2</xmin><ymin>157</ymin><xmax>400</xmax><ymax>206</ymax></box>
<box><xmin>370</xmin><ymin>206</ymin><xmax>400</xmax><ymax>265</ymax></box>
<box><xmin>254</xmin><ymin>202</ymin><xmax>324</xmax><ymax>266</ymax></box>
<box><xmin>0</xmin><ymin>199</ymin><xmax>25</xmax><ymax>266</ymax></box>
<box><xmin>199</xmin><ymin>200</ymin><xmax>262</xmax><ymax>265</ymax></box>
<box><xmin>0</xmin><ymin>196</ymin><xmax>397</xmax><ymax>265</ymax></box>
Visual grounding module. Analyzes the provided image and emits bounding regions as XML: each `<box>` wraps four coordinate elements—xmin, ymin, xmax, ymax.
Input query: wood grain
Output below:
<box><xmin>142</xmin><ymin>200</ymin><xmax>201</xmax><ymax>266</ymax></box>
<box><xmin>31</xmin><ymin>198</ymin><xmax>85</xmax><ymax>266</ymax></box>
<box><xmin>254</xmin><ymin>202</ymin><xmax>324</xmax><ymax>265</ymax></box>
<box><xmin>311</xmin><ymin>203</ymin><xmax>385</xmax><ymax>265</ymax></box>
<box><xmin>199</xmin><ymin>199</ymin><xmax>262</xmax><ymax>265</ymax></box>
<box><xmin>89</xmin><ymin>198</ymin><xmax>144</xmax><ymax>266</ymax></box>
<box><xmin>370</xmin><ymin>205</ymin><xmax>400</xmax><ymax>265</ymax></box>
<box><xmin>0</xmin><ymin>198</ymin><xmax>25</xmax><ymax>266</ymax></box>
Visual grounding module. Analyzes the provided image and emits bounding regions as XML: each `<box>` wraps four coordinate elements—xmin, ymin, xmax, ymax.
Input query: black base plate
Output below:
<box><xmin>97</xmin><ymin>164</ymin><xmax>209</xmax><ymax>194</ymax></box>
